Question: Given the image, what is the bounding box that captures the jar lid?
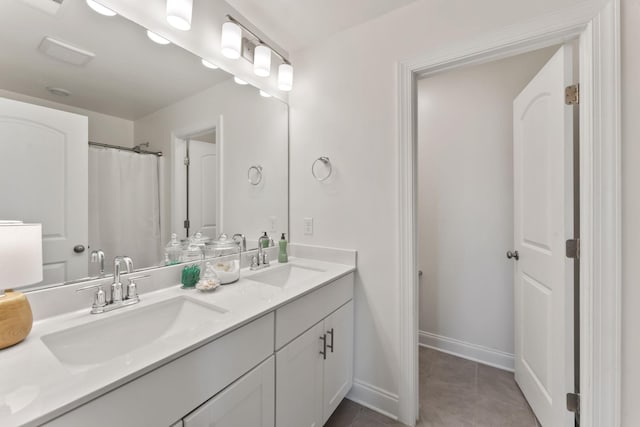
[210,233,240,250]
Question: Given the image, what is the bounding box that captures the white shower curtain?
[88,146,163,274]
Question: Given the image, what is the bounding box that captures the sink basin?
[41,297,227,366]
[249,264,325,288]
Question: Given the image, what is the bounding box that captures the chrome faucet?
[77,256,147,314]
[112,256,133,303]
[251,234,271,271]
[232,233,246,252]
[90,249,105,276]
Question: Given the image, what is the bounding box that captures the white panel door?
[0,97,88,286]
[322,301,354,424]
[513,45,574,427]
[188,139,217,238]
[276,322,324,427]
[183,356,275,427]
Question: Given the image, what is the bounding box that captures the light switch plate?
[269,216,277,232]
[303,217,313,235]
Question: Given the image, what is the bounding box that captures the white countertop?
[0,257,355,427]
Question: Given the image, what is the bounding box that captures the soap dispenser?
[261,231,270,248]
[278,233,288,263]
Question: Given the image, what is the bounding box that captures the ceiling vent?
[38,36,95,66]
[20,0,64,16]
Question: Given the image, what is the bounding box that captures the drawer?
[45,313,275,427]
[275,273,353,350]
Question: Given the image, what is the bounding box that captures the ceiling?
[0,0,230,120]
[225,0,420,52]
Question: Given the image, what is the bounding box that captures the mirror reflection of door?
[173,128,219,240]
[187,132,217,239]
[0,97,88,287]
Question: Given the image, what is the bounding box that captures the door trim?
[396,1,621,426]
[169,117,223,240]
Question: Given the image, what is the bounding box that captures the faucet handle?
[126,275,150,301]
[76,284,107,310]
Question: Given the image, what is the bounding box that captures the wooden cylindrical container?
[0,290,33,349]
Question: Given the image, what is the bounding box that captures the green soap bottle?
[278,232,288,263]
[261,231,269,248]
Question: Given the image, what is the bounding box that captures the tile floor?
[325,347,541,427]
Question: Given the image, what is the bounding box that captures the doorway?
[171,126,221,241]
[396,2,621,426]
[416,43,579,426]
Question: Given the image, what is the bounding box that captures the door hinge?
[565,84,580,105]
[567,392,580,416]
[183,219,190,230]
[183,157,190,166]
[566,238,580,260]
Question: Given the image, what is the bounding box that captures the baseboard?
[419,330,515,371]
[346,379,399,420]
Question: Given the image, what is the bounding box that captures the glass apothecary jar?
[182,232,211,263]
[204,233,240,284]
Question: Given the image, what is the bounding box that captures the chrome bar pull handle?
[319,334,327,360]
[326,328,334,353]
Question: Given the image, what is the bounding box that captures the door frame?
[170,116,223,239]
[396,1,621,426]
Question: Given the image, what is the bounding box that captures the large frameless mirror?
[0,0,288,290]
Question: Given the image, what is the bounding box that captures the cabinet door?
[183,356,275,427]
[276,322,325,427]
[323,301,354,423]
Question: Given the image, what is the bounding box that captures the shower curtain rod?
[88,141,163,157]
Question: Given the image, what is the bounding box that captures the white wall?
[417,48,556,369]
[288,0,608,418]
[0,89,134,146]
[133,78,288,244]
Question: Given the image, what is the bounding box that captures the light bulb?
[166,0,193,31]
[259,90,272,98]
[278,63,293,91]
[86,0,117,16]
[201,59,219,69]
[253,45,271,77]
[234,77,248,85]
[147,30,171,45]
[221,22,242,59]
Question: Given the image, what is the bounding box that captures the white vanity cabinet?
[275,274,354,427]
[40,271,354,427]
[44,313,274,427]
[322,301,354,421]
[182,356,275,427]
[275,322,325,427]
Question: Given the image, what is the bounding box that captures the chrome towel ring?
[248,165,263,185]
[312,156,332,182]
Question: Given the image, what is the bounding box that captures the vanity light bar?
[224,15,290,66]
[166,0,193,31]
[223,15,293,91]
